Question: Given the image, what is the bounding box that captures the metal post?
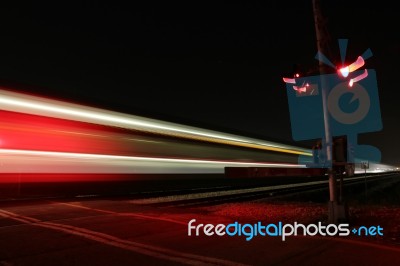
[312,0,338,223]
[339,174,343,204]
[364,167,367,203]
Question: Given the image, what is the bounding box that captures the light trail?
[0,88,311,156]
[0,148,304,175]
[338,56,365,78]
[349,69,368,87]
[0,148,303,166]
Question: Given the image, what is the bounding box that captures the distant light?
[338,56,365,78]
[295,73,300,78]
[293,86,307,93]
[339,66,350,78]
[283,77,296,84]
[348,69,368,87]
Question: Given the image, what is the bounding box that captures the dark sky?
[0,1,399,165]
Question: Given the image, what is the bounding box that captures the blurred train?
[0,87,396,183]
[0,87,310,182]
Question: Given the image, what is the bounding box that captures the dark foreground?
[1,195,400,266]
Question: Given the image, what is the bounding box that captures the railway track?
[129,172,399,207]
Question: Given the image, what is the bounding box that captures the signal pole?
[312,0,339,223]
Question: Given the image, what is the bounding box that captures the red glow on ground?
[204,202,326,223]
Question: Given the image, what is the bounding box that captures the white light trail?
[0,149,304,174]
[0,88,311,156]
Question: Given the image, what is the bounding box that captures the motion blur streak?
[0,88,311,156]
[0,148,303,177]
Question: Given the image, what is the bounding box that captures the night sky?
[0,2,399,165]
